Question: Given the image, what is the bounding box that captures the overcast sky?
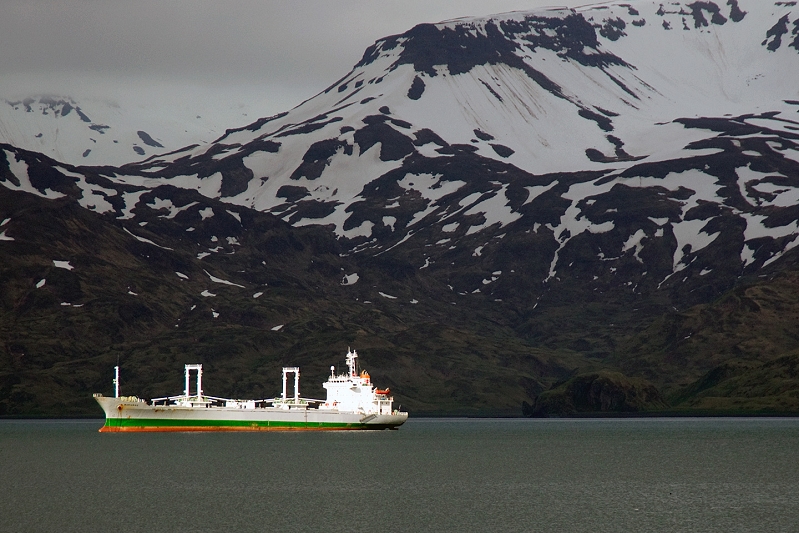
[1,0,588,126]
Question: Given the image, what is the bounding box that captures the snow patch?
[671,219,720,271]
[464,185,521,235]
[57,167,117,214]
[383,216,396,231]
[622,229,646,263]
[397,173,466,201]
[148,198,198,219]
[123,227,174,250]
[343,220,375,239]
[523,182,558,205]
[442,222,459,232]
[341,273,359,285]
[2,150,65,199]
[545,177,619,280]
[117,190,148,220]
[204,270,245,288]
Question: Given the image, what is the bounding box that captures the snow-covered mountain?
[0,95,260,166]
[9,0,796,286]
[4,0,799,415]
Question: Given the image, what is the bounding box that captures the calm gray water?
[1,417,798,532]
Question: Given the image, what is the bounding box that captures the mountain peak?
[356,7,625,78]
[4,0,799,415]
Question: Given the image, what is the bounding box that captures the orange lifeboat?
[375,388,390,395]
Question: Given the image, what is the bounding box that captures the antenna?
[346,348,358,377]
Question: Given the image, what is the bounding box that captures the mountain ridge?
[0,94,271,167]
[3,0,799,416]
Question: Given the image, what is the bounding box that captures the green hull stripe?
[104,418,369,429]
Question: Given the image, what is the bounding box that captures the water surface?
[2,417,798,532]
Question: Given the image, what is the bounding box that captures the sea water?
[1,417,798,532]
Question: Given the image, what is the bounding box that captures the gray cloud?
[0,0,586,120]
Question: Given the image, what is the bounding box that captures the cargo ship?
[94,349,408,432]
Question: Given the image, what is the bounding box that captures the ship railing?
[261,397,325,406]
[150,394,254,406]
[147,395,327,407]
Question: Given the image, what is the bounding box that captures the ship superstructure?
[94,349,408,432]
[319,349,394,416]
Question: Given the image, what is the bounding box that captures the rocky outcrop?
[524,371,667,417]
[670,355,799,412]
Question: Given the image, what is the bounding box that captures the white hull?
[95,396,408,432]
[95,350,408,432]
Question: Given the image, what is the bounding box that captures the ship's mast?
[184,364,203,398]
[282,367,300,403]
[113,366,120,398]
[346,349,358,377]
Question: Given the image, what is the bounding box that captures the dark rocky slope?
[3,1,799,416]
